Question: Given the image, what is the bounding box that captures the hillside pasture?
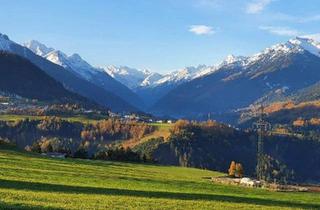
[0,147,320,209]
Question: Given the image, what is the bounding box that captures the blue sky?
[0,0,319,73]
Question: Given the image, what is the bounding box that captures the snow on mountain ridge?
[148,37,320,88]
[45,50,69,68]
[141,72,163,87]
[24,40,54,57]
[154,65,207,86]
[289,37,320,57]
[24,41,101,80]
[218,55,248,67]
[104,66,153,89]
[5,34,320,92]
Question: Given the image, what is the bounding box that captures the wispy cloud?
[265,12,320,23]
[302,33,320,41]
[298,15,320,23]
[246,0,273,14]
[259,26,300,36]
[189,25,215,35]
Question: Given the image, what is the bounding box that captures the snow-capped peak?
[154,65,208,86]
[243,37,320,68]
[24,40,54,57]
[140,72,163,87]
[104,66,154,89]
[288,37,320,57]
[218,54,248,67]
[24,40,99,80]
[45,50,69,68]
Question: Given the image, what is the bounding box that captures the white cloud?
[259,26,300,36]
[246,0,273,14]
[189,25,215,35]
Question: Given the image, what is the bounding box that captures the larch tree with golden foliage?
[235,163,244,178]
[228,161,236,177]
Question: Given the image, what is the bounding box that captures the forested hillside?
[1,117,320,183]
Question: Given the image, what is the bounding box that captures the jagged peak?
[218,54,247,66]
[288,37,320,57]
[24,40,54,56]
[47,50,68,58]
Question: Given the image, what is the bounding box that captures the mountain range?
[0,33,138,112]
[24,40,143,109]
[1,32,320,123]
[104,37,320,122]
[151,38,320,119]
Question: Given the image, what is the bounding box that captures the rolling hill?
[0,145,320,209]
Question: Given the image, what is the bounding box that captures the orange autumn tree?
[228,161,244,178]
[235,163,244,178]
[228,161,236,177]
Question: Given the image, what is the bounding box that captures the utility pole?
[253,104,270,180]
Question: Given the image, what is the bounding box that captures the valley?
[1,28,320,210]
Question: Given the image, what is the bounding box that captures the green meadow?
[0,146,319,209]
[0,114,102,124]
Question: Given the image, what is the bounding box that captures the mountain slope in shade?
[151,38,320,119]
[0,33,136,112]
[0,51,89,104]
[24,40,143,109]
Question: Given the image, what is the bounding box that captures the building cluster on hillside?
[0,94,42,114]
[108,111,175,124]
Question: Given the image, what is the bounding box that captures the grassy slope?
[122,123,172,148]
[0,114,103,124]
[0,148,320,209]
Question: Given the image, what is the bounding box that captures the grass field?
[0,146,320,209]
[0,114,102,124]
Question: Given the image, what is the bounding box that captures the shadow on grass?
[0,201,63,210]
[0,179,318,209]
